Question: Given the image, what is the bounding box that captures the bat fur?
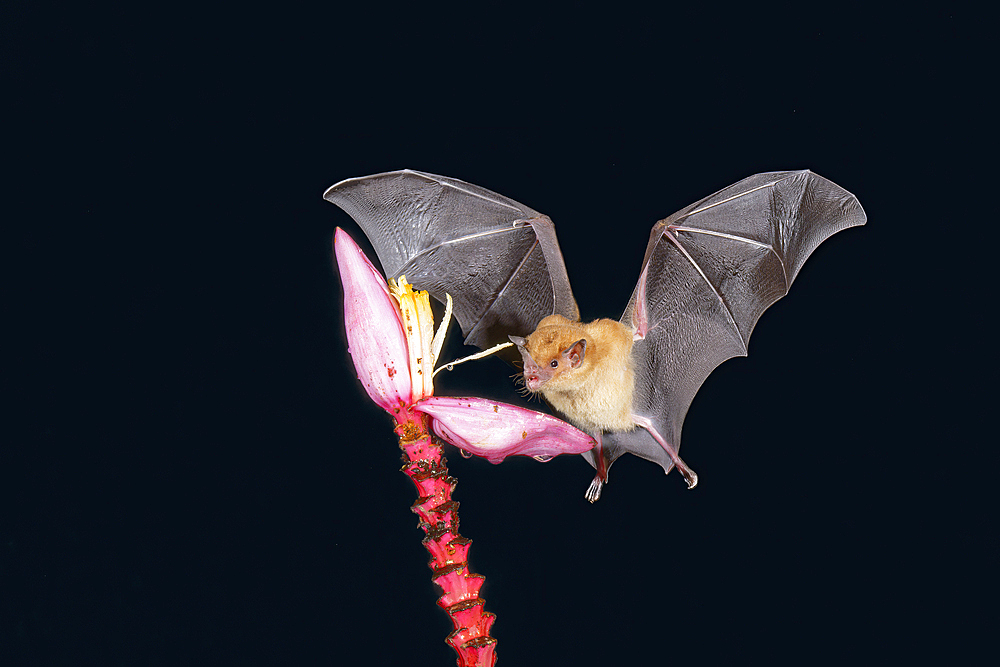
[510,315,636,434]
[511,314,698,501]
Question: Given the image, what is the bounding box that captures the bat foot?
[584,475,604,503]
[678,466,698,489]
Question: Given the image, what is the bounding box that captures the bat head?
[509,332,587,393]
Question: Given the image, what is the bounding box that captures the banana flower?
[334,228,594,667]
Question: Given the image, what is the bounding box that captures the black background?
[5,4,993,666]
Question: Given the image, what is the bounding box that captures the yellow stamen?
[390,277,506,391]
[390,276,437,399]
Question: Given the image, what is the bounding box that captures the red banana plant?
[335,228,594,666]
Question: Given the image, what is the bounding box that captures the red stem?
[393,405,498,667]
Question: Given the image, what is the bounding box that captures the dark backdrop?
[5,4,992,666]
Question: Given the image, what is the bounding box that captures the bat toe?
[584,475,604,503]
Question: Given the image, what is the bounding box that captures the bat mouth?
[524,375,542,391]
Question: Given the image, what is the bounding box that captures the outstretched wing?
[594,170,866,475]
[324,170,579,350]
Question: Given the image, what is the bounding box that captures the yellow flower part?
[389,276,437,400]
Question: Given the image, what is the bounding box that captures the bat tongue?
[513,346,544,391]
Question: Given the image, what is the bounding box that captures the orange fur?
[520,314,636,433]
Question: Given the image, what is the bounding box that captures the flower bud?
[334,228,412,411]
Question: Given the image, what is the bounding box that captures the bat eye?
[550,360,559,368]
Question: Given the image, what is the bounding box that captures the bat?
[325,169,866,501]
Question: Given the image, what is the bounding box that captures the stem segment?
[394,406,498,667]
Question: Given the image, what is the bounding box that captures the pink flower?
[416,396,595,464]
[334,228,412,411]
[334,227,595,462]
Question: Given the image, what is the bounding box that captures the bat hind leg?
[632,415,698,489]
[584,432,609,503]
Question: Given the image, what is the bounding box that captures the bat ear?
[562,339,587,368]
[508,335,527,348]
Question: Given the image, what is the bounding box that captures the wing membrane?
[325,170,579,349]
[607,170,866,474]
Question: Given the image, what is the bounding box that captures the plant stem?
[394,406,498,667]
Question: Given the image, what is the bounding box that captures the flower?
[334,228,412,411]
[335,226,595,461]
[334,225,594,667]
[416,397,595,463]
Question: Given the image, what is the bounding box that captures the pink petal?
[334,228,412,411]
[415,397,595,464]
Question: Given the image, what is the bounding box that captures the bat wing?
[591,170,867,476]
[324,170,579,350]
